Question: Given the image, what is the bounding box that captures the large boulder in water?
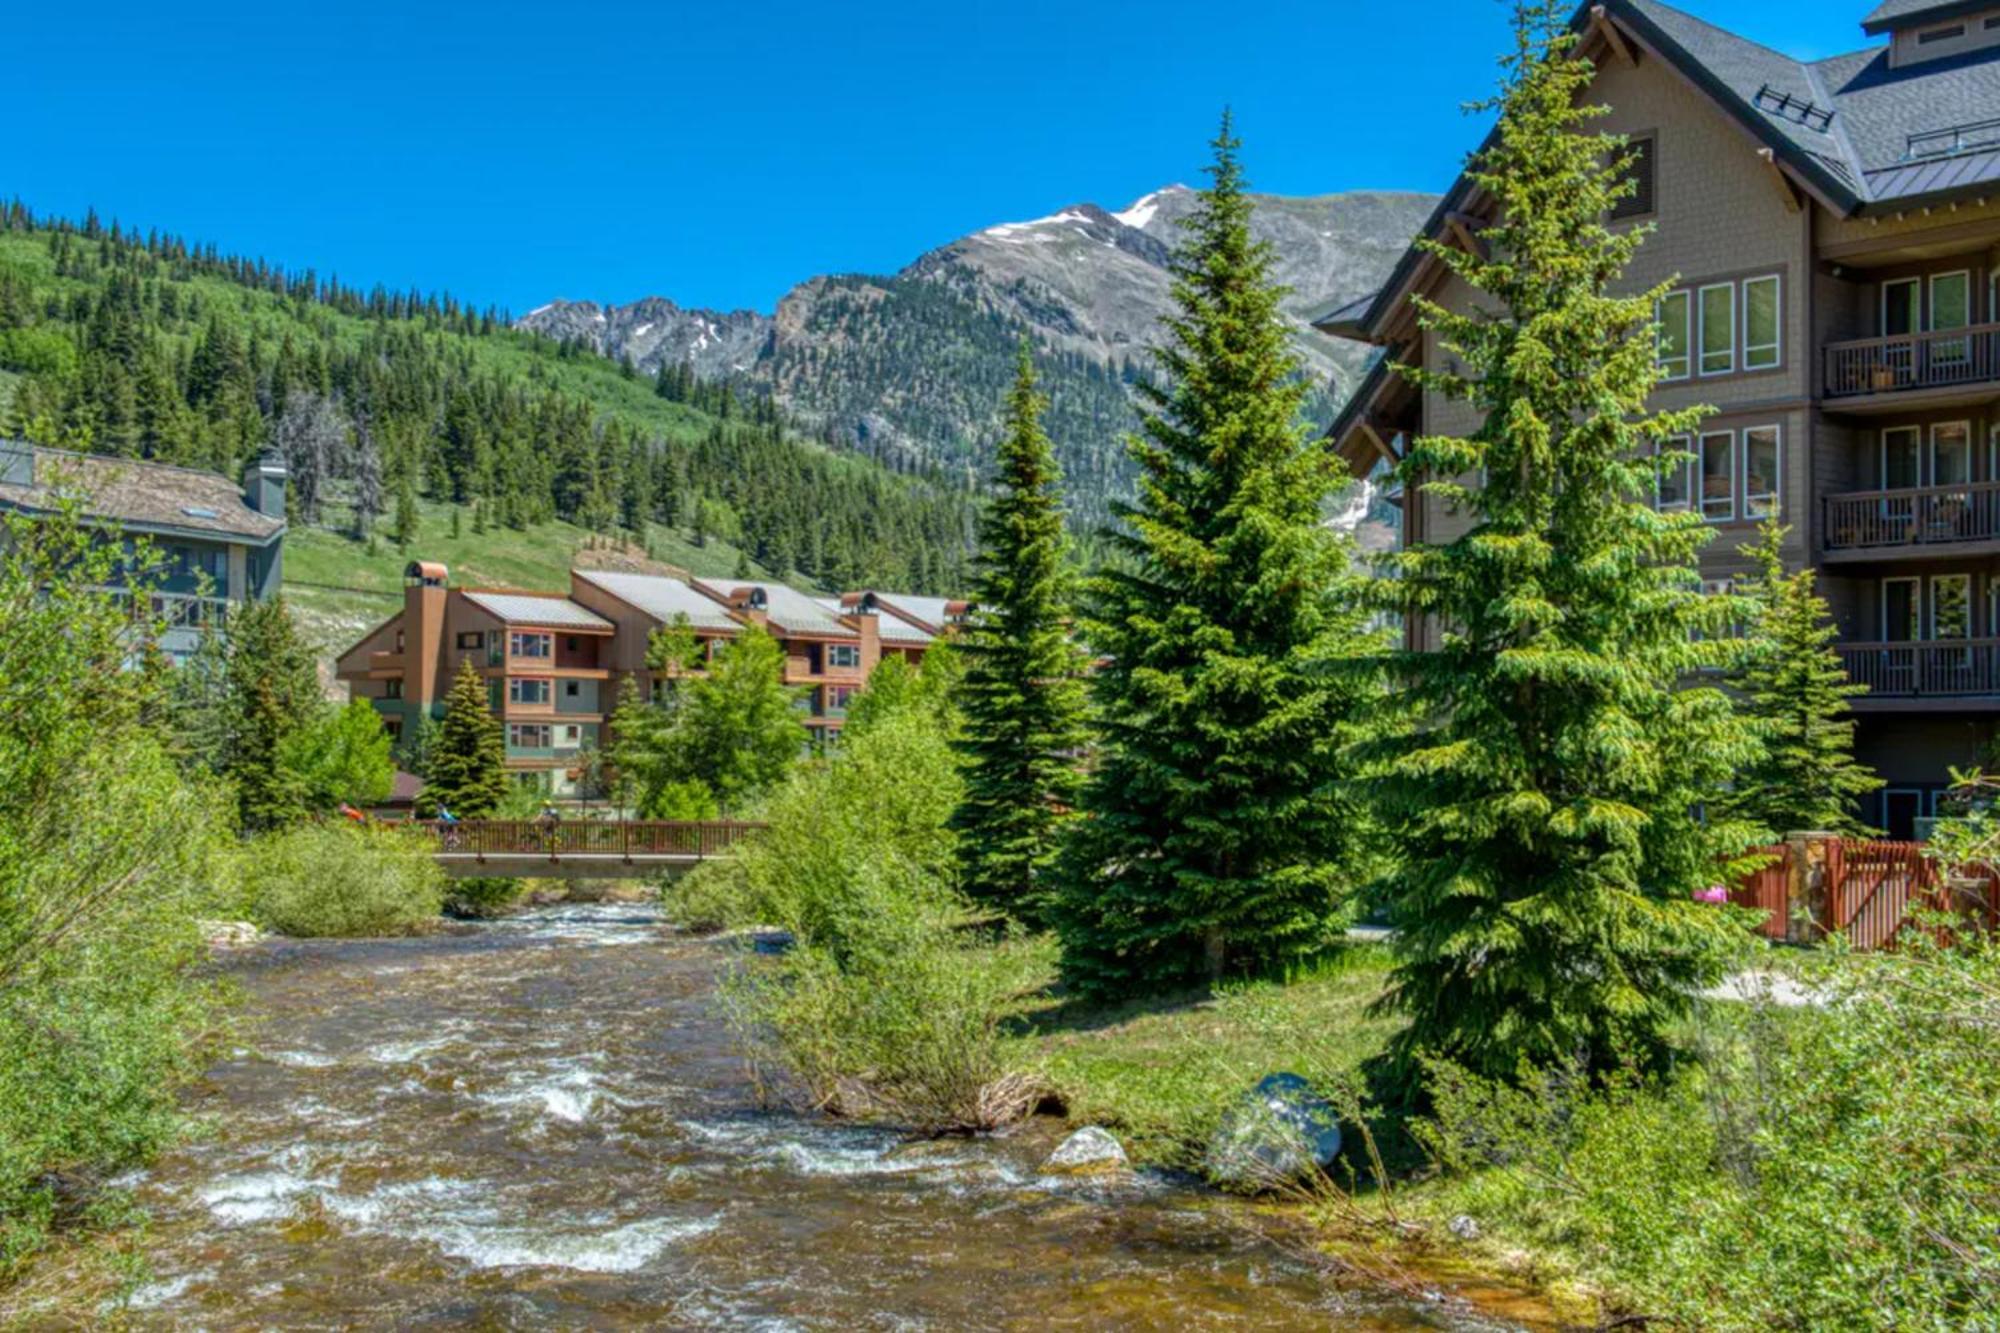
[1041,1126,1129,1175]
[1205,1073,1342,1191]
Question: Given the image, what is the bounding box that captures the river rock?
[1204,1072,1342,1191]
[200,920,264,950]
[1042,1126,1128,1175]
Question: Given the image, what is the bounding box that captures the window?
[564,680,580,698]
[1882,278,1920,337]
[1699,430,1735,520]
[1743,426,1780,519]
[1918,22,1966,43]
[509,631,552,659]
[1883,425,1922,489]
[508,723,552,750]
[1656,291,1691,380]
[384,678,403,700]
[1742,275,1780,370]
[1932,271,1971,362]
[384,717,403,742]
[1932,422,1973,487]
[1933,574,1972,640]
[456,631,483,650]
[1656,434,1692,510]
[508,677,551,705]
[828,643,861,670]
[565,635,580,652]
[1698,283,1735,375]
[1883,577,1921,641]
[1610,135,1656,221]
[1694,578,1738,644]
[557,724,583,747]
[825,684,859,715]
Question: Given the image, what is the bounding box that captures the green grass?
[282,500,788,673]
[1026,946,1402,1169]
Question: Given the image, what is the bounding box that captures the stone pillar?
[1784,830,1841,944]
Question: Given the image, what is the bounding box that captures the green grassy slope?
[285,501,780,671]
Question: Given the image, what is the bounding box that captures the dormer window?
[1919,23,1966,43]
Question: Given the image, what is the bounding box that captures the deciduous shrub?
[675,706,1055,1132]
[240,822,444,937]
[1419,939,2000,1329]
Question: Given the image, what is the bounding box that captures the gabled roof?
[573,569,742,632]
[1317,0,2000,346]
[460,591,612,631]
[0,443,284,544]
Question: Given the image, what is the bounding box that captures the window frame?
[1697,282,1736,376]
[1742,424,1781,520]
[508,630,553,659]
[1609,133,1657,223]
[1882,425,1923,489]
[507,722,552,750]
[1656,290,1692,381]
[507,677,552,706]
[827,643,862,670]
[456,631,483,650]
[1931,421,1974,488]
[1882,277,1920,337]
[1698,429,1736,521]
[1932,573,1973,642]
[1882,575,1922,641]
[1741,274,1781,371]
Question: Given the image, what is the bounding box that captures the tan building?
[338,563,952,793]
[1320,0,2000,838]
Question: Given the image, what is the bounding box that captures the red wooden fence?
[1729,845,1791,940]
[1729,838,2000,950]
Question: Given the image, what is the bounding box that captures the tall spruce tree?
[1052,116,1380,996]
[425,658,511,817]
[949,345,1089,925]
[1365,4,1763,1082]
[1720,519,1881,837]
[224,596,323,830]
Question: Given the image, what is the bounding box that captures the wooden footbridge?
[414,819,762,878]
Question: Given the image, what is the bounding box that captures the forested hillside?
[0,201,978,607]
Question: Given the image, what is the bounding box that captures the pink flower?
[1694,885,1730,905]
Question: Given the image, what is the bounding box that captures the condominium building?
[0,441,286,658]
[1320,0,2000,838]
[338,562,952,793]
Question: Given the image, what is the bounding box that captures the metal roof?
[460,592,612,630]
[693,579,857,638]
[572,570,742,631]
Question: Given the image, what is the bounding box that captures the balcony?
[1840,639,2000,708]
[1824,324,2000,406]
[1823,481,2000,561]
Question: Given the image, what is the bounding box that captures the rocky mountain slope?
[520,186,1436,525]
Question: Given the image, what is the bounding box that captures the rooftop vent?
[1754,85,1834,133]
[181,505,220,520]
[1907,116,2000,160]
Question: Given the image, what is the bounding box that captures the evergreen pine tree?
[224,596,324,830]
[949,344,1089,925]
[425,658,510,817]
[1364,4,1763,1082]
[1719,519,1881,837]
[1051,116,1380,995]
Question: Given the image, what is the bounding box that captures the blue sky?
[13,1,1866,315]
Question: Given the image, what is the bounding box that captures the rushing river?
[118,904,1537,1329]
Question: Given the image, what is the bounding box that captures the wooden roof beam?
[1589,6,1638,68]
[1757,147,1804,214]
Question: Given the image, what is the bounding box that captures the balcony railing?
[1824,323,2000,398]
[1824,481,2000,552]
[1839,639,2000,698]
